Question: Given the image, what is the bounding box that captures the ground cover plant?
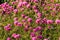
[0,0,60,40]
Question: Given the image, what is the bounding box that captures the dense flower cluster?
[0,0,60,40]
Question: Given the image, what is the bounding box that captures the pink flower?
[37,12,42,18]
[7,37,11,40]
[24,28,28,31]
[4,26,11,31]
[13,9,18,14]
[17,2,23,7]
[22,19,26,22]
[17,22,22,27]
[32,37,37,40]
[42,18,47,24]
[23,2,28,6]
[25,16,29,19]
[55,19,60,24]
[33,26,42,32]
[32,5,37,9]
[35,19,41,24]
[44,38,48,40]
[14,17,18,21]
[26,4,31,8]
[7,24,11,27]
[14,21,18,26]
[34,9,39,13]
[12,33,16,37]
[21,14,26,18]
[12,1,16,5]
[37,35,43,39]
[27,18,32,22]
[14,34,20,38]
[20,8,24,11]
[30,32,36,37]
[12,33,21,39]
[33,0,38,3]
[44,7,48,11]
[47,20,53,24]
[36,26,42,30]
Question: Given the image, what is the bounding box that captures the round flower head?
[22,19,26,22]
[36,26,42,30]
[25,16,29,19]
[33,26,42,32]
[23,2,28,6]
[27,18,32,22]
[13,9,18,14]
[17,2,23,8]
[34,0,38,3]
[20,8,24,11]
[44,7,48,11]
[55,19,60,24]
[32,5,37,9]
[21,14,26,18]
[12,33,16,37]
[37,12,42,18]
[4,26,11,31]
[34,9,39,13]
[37,35,43,39]
[14,17,18,21]
[44,38,48,40]
[14,21,18,26]
[26,4,31,8]
[12,33,21,39]
[32,37,37,40]
[7,24,11,27]
[42,18,47,24]
[7,37,11,40]
[55,4,59,6]
[14,34,20,38]
[47,20,53,24]
[17,22,22,27]
[35,19,41,24]
[24,27,28,31]
[30,32,36,37]
[12,1,16,5]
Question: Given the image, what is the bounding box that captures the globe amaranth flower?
[12,33,21,39]
[23,2,28,6]
[21,14,26,18]
[14,17,18,21]
[33,0,38,3]
[26,4,31,8]
[37,12,42,18]
[35,19,41,24]
[27,18,32,22]
[14,21,18,26]
[34,9,39,13]
[55,19,60,24]
[37,35,43,39]
[33,26,42,32]
[7,37,11,40]
[32,5,37,9]
[32,37,37,40]
[24,27,28,31]
[30,32,36,37]
[47,20,53,24]
[17,22,22,27]
[4,26,11,31]
[44,38,48,40]
[14,21,22,27]
[13,9,18,14]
